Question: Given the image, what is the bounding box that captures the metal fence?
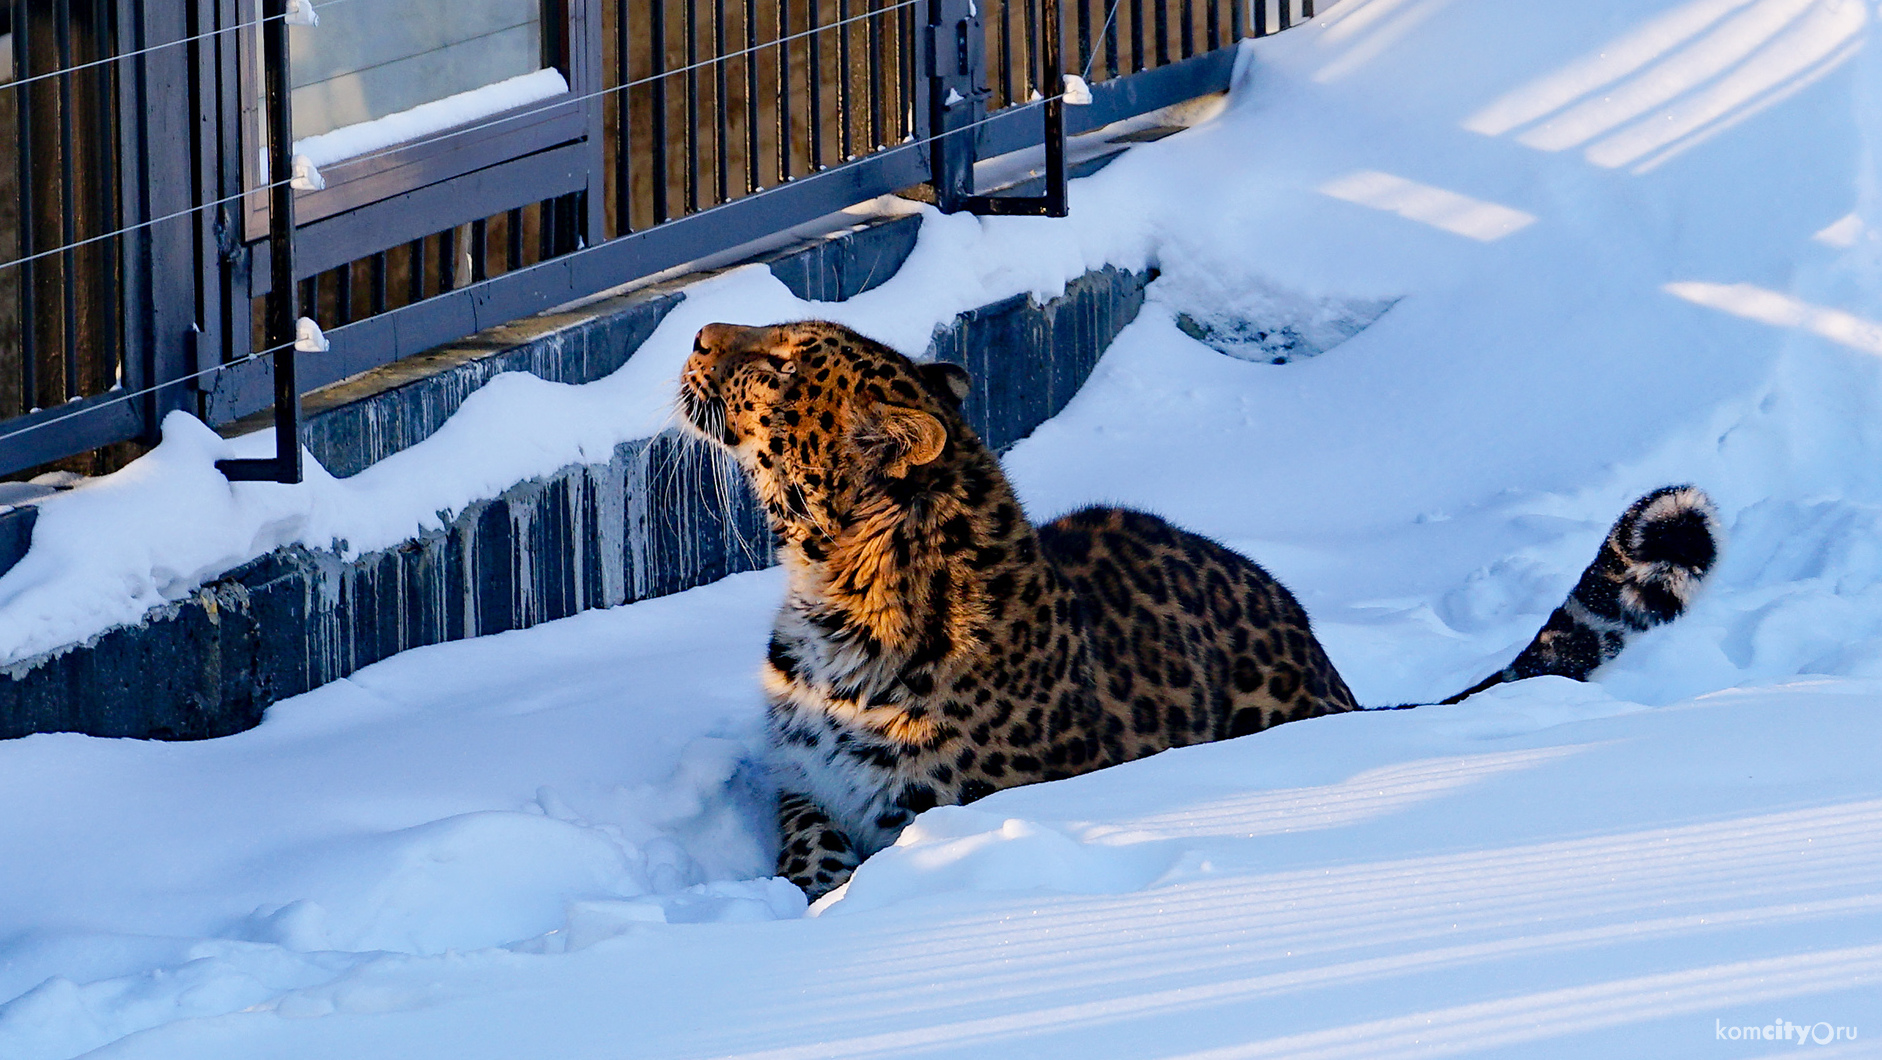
[0,0,1319,479]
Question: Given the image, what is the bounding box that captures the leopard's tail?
[1440,485,1721,705]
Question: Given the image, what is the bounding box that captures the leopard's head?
[680,320,973,534]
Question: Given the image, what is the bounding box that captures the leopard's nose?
[696,322,763,353]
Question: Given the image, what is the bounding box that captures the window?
[288,0,568,166]
[242,0,591,235]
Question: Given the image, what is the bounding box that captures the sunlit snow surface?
[6,0,1882,1054]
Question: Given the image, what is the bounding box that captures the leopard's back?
[1039,506,1359,761]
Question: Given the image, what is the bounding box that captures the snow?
[293,68,572,168]
[5,0,1882,1054]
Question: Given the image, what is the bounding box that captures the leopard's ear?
[917,361,972,409]
[867,404,947,478]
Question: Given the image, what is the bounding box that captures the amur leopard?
[678,320,1721,900]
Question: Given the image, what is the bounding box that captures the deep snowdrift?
[4,0,1882,1055]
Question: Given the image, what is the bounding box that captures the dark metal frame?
[0,0,1313,478]
[238,0,597,236]
[217,0,300,481]
[926,0,1068,217]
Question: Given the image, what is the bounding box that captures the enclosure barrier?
[0,0,1318,478]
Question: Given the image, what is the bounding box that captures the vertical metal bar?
[471,218,489,282]
[1104,0,1117,77]
[684,0,699,211]
[807,0,822,169]
[1180,0,1192,58]
[835,0,851,158]
[335,264,353,325]
[1301,0,1311,18]
[1076,0,1091,82]
[1253,0,1265,38]
[55,0,78,401]
[89,0,120,391]
[507,207,524,269]
[1230,0,1240,42]
[441,225,458,290]
[997,0,1011,107]
[14,0,36,413]
[866,0,881,148]
[1278,0,1289,30]
[744,0,759,192]
[1152,0,1167,66]
[1041,0,1064,216]
[614,0,632,234]
[776,0,791,183]
[299,276,317,324]
[210,0,243,375]
[371,251,388,314]
[712,0,728,203]
[270,0,304,482]
[1023,0,1038,98]
[651,0,669,220]
[407,237,426,304]
[1038,0,1053,96]
[538,200,555,260]
[1206,0,1218,51]
[1129,0,1143,72]
[897,0,912,139]
[219,0,301,483]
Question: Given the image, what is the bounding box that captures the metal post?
[1042,0,1066,215]
[926,0,985,211]
[939,0,1066,218]
[13,0,38,414]
[217,0,301,483]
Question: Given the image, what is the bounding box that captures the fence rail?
[0,0,1320,478]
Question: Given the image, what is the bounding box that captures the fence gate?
[0,0,1318,479]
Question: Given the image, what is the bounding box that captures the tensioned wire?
[0,0,1157,275]
[2,0,361,96]
[286,0,935,175]
[0,0,930,274]
[4,0,1150,451]
[0,84,1088,450]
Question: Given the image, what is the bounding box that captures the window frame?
[239,0,597,239]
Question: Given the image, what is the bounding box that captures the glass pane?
[286,0,563,164]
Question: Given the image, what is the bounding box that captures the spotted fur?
[1442,485,1720,703]
[678,321,1719,899]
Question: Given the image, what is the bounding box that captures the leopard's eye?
[778,359,796,375]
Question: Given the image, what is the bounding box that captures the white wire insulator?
[284,0,319,27]
[294,318,331,353]
[1062,74,1093,106]
[290,155,326,192]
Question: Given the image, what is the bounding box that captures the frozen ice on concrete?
[1167,274,1397,363]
